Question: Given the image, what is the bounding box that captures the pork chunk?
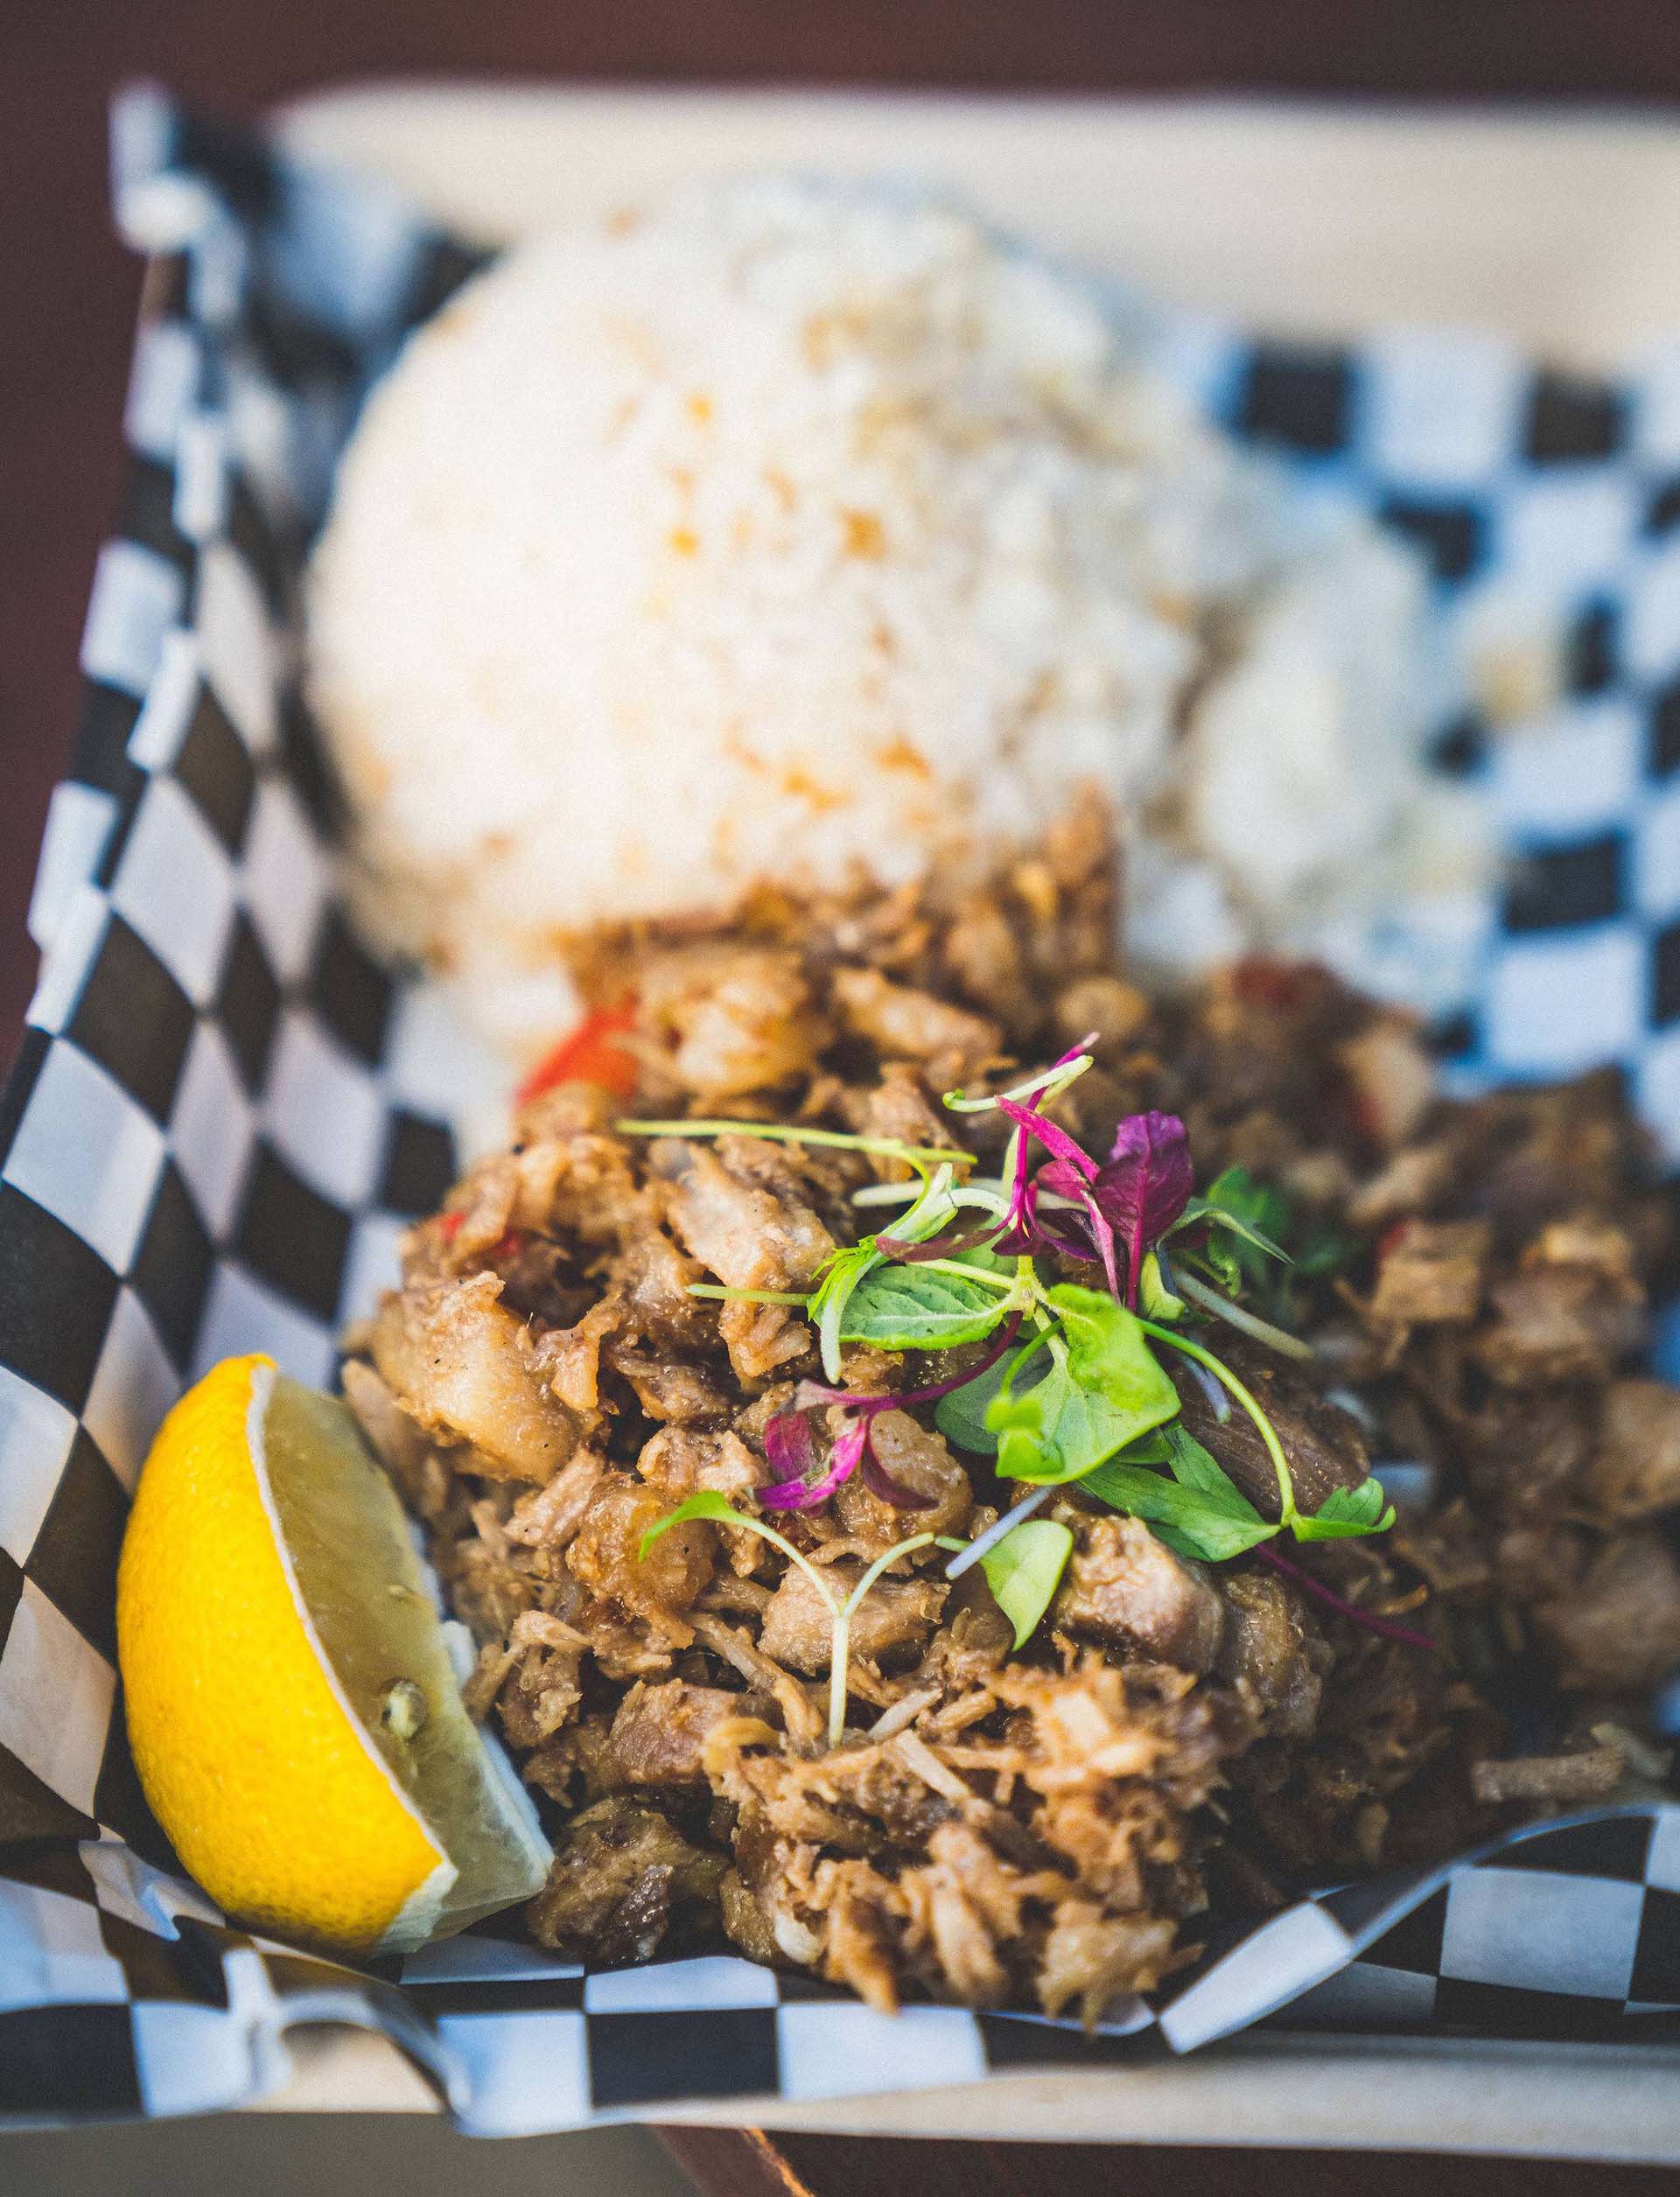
[567,1473,714,1626]
[607,1681,744,1785]
[759,1562,947,1673]
[1216,1570,1323,1738]
[1053,1515,1225,1672]
[652,1139,834,1291]
[637,1425,761,1504]
[1584,1380,1680,1522]
[527,1796,727,1960]
[1476,1264,1644,1388]
[370,1274,580,1482]
[831,966,998,1078]
[1534,1534,1680,1691]
[1370,1221,1489,1326]
[638,942,821,1099]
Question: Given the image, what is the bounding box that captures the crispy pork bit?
[833,1412,974,1549]
[607,1681,745,1785]
[831,964,999,1079]
[1053,1515,1226,1672]
[637,1425,761,1504]
[566,1475,714,1628]
[639,943,821,1099]
[368,833,1680,2019]
[527,1796,728,1961]
[505,1450,608,1551]
[1471,1746,1627,1808]
[370,1274,581,1481]
[1534,1535,1680,1692]
[1584,1380,1680,1522]
[759,1563,948,1674]
[340,1359,438,1513]
[651,1138,834,1291]
[1371,1221,1490,1326]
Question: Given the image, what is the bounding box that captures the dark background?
[4,6,1680,2187]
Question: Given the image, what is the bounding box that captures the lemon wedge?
[116,1354,552,1957]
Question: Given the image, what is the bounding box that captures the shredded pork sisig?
[340,803,1678,2020]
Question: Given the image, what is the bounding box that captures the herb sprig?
[623,1032,1410,1711]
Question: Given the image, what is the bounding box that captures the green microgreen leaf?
[1172,1171,1292,1284]
[639,1489,831,1592]
[1197,1230,1244,1296]
[987,1287,1180,1486]
[1138,1251,1185,1321]
[1050,1284,1183,1424]
[1082,1424,1278,1564]
[1293,1225,1355,1282]
[809,1162,976,1375]
[1291,1476,1396,1542]
[837,1263,1012,1351]
[808,1241,884,1382]
[935,1340,1045,1456]
[977,1519,1075,1648]
[1137,1319,1298,1525]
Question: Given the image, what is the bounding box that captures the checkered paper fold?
[2,86,1677,2132]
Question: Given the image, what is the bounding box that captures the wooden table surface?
[6,3,1680,2187]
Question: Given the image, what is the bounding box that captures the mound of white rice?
[306,175,1486,1055]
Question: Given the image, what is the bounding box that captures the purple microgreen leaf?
[760,1415,867,1510]
[1082,1111,1193,1307]
[877,1217,1008,1263]
[762,1407,822,1485]
[996,1098,1099,1181]
[858,1440,935,1508]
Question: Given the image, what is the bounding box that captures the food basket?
[2,83,1678,2152]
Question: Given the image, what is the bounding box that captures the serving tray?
[4,82,1679,2153]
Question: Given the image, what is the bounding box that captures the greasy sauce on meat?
[344,812,1677,2018]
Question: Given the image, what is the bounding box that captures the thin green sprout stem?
[617,1118,972,1171]
[732,1515,841,1617]
[825,1530,964,1748]
[1172,1270,1315,1361]
[686,1284,810,1306]
[852,1180,1008,1212]
[1138,1319,1297,1522]
[942,1052,1094,1115]
[911,1258,1020,1293]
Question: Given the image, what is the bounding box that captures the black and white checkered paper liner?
[2,87,1678,2132]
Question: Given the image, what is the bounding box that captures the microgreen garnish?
[1040,1109,1193,1305]
[759,1312,1025,1512]
[987,1285,1180,1486]
[639,1492,963,1746]
[1256,1542,1433,1649]
[978,1519,1074,1648]
[628,1036,1409,1672]
[616,1118,973,1175]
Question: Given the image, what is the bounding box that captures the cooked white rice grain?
[306,175,1487,1054]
